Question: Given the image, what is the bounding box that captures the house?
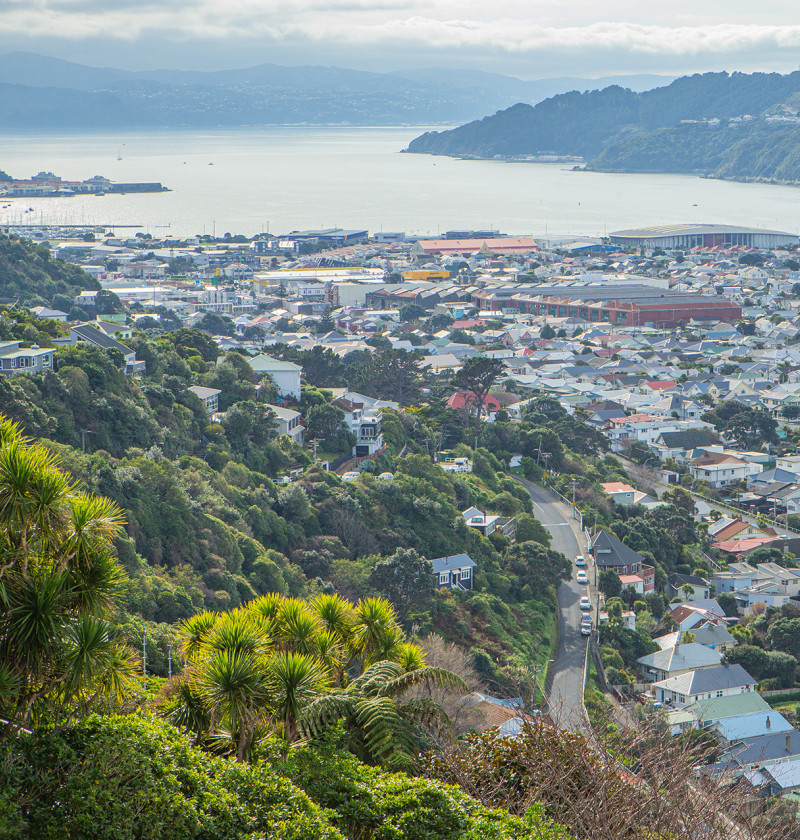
[187,385,221,416]
[652,429,718,463]
[750,758,800,798]
[29,306,68,322]
[69,323,145,375]
[654,623,736,653]
[667,573,711,601]
[590,530,655,593]
[266,404,303,444]
[708,518,771,544]
[651,663,756,706]
[460,506,516,541]
[0,340,55,376]
[247,354,302,398]
[717,730,800,776]
[331,397,384,457]
[666,691,775,736]
[668,602,727,633]
[599,481,636,506]
[636,642,723,682]
[446,391,502,414]
[431,554,476,590]
[689,451,758,488]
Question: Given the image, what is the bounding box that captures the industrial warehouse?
[606,223,800,250]
[470,283,742,327]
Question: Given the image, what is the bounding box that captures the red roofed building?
[446,391,502,412]
[412,237,538,256]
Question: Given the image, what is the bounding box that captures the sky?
[1,0,800,77]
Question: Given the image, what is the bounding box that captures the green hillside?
[0,234,100,307]
[405,70,800,183]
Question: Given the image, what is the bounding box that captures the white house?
[331,397,384,457]
[247,355,302,399]
[266,404,303,444]
[636,642,722,682]
[689,452,759,488]
[651,664,756,706]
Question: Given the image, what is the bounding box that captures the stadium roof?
[609,224,794,238]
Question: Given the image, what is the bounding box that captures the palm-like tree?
[304,660,467,770]
[170,592,464,764]
[0,416,134,727]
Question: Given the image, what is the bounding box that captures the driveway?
[514,477,590,731]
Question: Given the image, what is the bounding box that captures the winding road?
[515,477,590,731]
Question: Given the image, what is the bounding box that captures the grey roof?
[637,642,722,672]
[762,758,800,791]
[431,554,476,574]
[658,429,716,449]
[721,730,800,768]
[71,323,134,355]
[591,530,645,568]
[668,573,710,588]
[652,663,756,695]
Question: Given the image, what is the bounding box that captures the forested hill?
[405,70,800,182]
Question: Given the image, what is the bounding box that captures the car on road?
[576,570,588,584]
[575,555,586,567]
[581,613,591,625]
[581,625,591,636]
[580,595,591,611]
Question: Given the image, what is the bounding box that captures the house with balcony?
[187,385,221,416]
[651,663,756,707]
[332,397,384,457]
[431,554,476,590]
[590,529,655,593]
[689,451,758,488]
[0,340,55,376]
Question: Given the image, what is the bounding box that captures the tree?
[305,402,353,455]
[661,486,696,514]
[716,592,739,617]
[765,617,800,657]
[368,548,434,624]
[502,541,571,601]
[0,415,134,728]
[452,356,506,448]
[598,569,622,599]
[399,303,426,322]
[540,323,555,339]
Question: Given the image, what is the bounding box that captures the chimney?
[787,733,792,752]
[766,716,771,730]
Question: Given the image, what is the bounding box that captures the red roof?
[446,391,502,411]
[645,380,677,391]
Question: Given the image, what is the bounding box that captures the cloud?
[0,2,799,67]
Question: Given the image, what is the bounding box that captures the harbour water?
[1,126,799,240]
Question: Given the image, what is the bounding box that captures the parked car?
[377,472,394,480]
[581,614,591,625]
[576,570,588,584]
[580,596,591,611]
[581,625,591,636]
[341,471,360,482]
[575,555,586,567]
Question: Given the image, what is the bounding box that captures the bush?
[0,714,340,840]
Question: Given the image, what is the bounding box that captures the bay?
[1,126,799,240]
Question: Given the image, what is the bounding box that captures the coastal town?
[6,216,800,815]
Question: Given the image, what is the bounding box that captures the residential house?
[432,554,476,590]
[666,691,776,736]
[69,323,145,375]
[599,481,636,505]
[667,573,711,601]
[187,385,221,416]
[0,340,55,376]
[590,530,654,593]
[331,397,384,457]
[690,451,759,488]
[462,506,516,541]
[668,602,727,633]
[717,730,800,777]
[636,642,723,682]
[651,663,757,706]
[28,306,68,321]
[266,404,303,444]
[247,354,302,399]
[654,623,736,653]
[652,429,718,463]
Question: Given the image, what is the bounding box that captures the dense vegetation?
[0,235,100,307]
[406,70,800,183]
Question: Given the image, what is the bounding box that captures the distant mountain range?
[0,51,672,129]
[405,70,800,184]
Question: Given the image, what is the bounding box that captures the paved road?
[515,477,590,731]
